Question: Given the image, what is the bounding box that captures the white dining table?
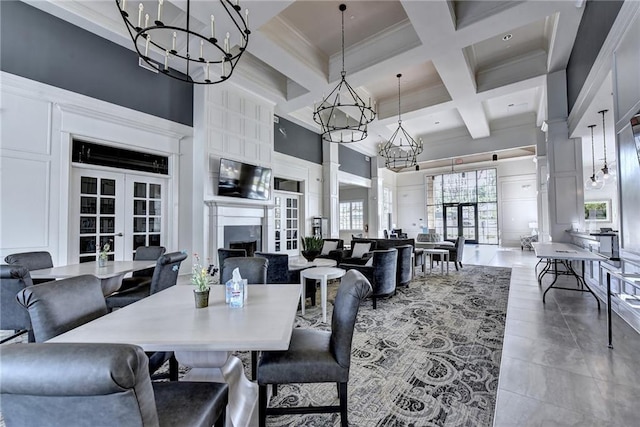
[48,283,301,427]
[30,260,156,296]
[300,266,346,323]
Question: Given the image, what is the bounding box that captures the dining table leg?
[175,351,258,427]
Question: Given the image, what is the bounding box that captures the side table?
[300,267,346,323]
[422,248,450,274]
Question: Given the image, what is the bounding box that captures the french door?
[71,168,167,263]
[443,203,478,243]
[273,192,299,256]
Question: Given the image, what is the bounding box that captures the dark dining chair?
[119,245,166,291]
[0,265,35,343]
[17,274,178,381]
[0,343,228,427]
[4,251,54,284]
[221,256,268,284]
[218,248,247,283]
[105,251,187,310]
[257,269,372,427]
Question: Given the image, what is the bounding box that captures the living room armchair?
[433,236,466,271]
[316,238,344,263]
[340,240,377,265]
[340,248,397,309]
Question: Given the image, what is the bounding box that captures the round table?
[300,267,346,323]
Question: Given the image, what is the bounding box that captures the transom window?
[339,201,364,231]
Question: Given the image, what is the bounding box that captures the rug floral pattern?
[255,265,511,427]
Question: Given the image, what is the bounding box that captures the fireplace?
[225,225,261,256]
[205,200,271,263]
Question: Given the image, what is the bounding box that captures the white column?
[322,141,340,238]
[544,71,584,242]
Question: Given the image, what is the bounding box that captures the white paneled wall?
[0,72,190,265]
[199,82,323,257]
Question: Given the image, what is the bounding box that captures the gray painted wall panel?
[339,145,371,179]
[0,1,193,126]
[566,0,622,113]
[273,116,322,164]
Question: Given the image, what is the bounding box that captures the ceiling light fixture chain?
[599,109,610,180]
[312,4,376,143]
[377,74,424,172]
[116,0,250,85]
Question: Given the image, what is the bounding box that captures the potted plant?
[98,242,110,267]
[191,254,212,308]
[301,236,324,262]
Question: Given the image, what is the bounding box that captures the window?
[425,168,498,244]
[339,201,364,230]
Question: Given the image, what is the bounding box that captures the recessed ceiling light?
[508,103,514,107]
[502,34,512,41]
[435,121,440,125]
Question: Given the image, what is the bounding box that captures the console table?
[604,269,640,348]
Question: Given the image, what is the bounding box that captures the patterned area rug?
[0,266,510,427]
[249,265,511,427]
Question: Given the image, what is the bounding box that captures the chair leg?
[251,351,258,380]
[272,384,277,396]
[259,385,267,427]
[459,262,463,269]
[339,382,348,427]
[372,296,377,309]
[215,405,226,427]
[169,355,179,381]
[454,261,459,271]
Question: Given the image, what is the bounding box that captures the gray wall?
[0,0,193,127]
[566,0,623,113]
[274,116,322,164]
[339,145,372,179]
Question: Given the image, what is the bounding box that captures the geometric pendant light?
[598,109,610,180]
[378,74,424,171]
[312,4,376,143]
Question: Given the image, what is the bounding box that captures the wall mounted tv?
[217,158,272,201]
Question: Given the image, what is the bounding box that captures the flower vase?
[98,256,107,267]
[194,289,210,308]
[301,250,320,262]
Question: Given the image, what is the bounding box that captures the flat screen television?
[217,158,272,201]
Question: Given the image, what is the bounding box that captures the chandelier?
[116,0,250,84]
[378,74,424,171]
[313,4,376,142]
[585,124,604,190]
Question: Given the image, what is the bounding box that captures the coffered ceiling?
[29,0,596,168]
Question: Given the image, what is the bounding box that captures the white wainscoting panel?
[1,157,50,249]
[1,91,51,155]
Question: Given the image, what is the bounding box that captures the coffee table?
[300,266,346,323]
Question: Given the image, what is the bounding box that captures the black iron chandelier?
[313,4,376,143]
[378,74,424,171]
[116,0,250,84]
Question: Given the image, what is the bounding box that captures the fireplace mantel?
[205,198,274,264]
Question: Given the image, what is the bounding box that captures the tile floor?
[460,244,639,427]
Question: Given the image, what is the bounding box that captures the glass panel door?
[72,169,167,262]
[273,192,299,257]
[443,204,459,241]
[460,203,478,243]
[72,169,125,263]
[443,203,478,243]
[126,175,166,258]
